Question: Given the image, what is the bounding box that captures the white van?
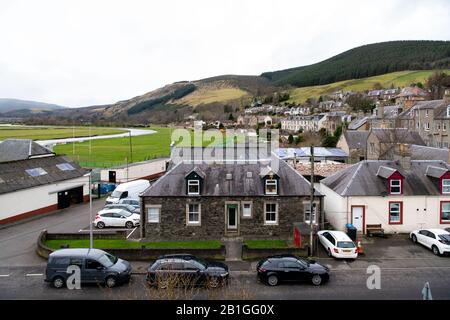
[105,180,150,205]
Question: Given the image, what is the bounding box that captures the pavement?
[1,200,450,299]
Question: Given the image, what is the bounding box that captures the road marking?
[0,274,10,277]
[126,227,138,239]
[26,273,43,277]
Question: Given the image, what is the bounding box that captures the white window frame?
[187,180,200,195]
[390,179,402,195]
[241,201,253,218]
[389,202,402,224]
[442,179,450,194]
[146,205,161,223]
[186,203,201,226]
[425,122,430,131]
[264,202,278,225]
[265,179,278,195]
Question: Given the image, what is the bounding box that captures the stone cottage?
[140,159,322,241]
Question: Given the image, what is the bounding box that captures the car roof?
[49,248,105,259]
[322,230,353,241]
[157,253,196,260]
[423,228,450,235]
[99,208,128,214]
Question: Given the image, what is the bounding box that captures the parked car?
[104,203,139,214]
[146,255,229,288]
[105,179,150,205]
[45,248,131,288]
[410,229,450,256]
[256,255,330,286]
[118,198,140,211]
[94,208,140,229]
[317,230,358,259]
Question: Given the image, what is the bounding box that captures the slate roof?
[0,155,89,195]
[0,139,54,163]
[143,159,321,197]
[395,86,428,98]
[348,117,368,130]
[321,160,450,196]
[410,144,449,162]
[371,128,425,145]
[342,131,369,150]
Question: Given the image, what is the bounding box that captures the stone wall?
[142,196,320,241]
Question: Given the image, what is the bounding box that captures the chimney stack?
[444,89,450,104]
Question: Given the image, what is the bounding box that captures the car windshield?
[111,190,122,198]
[98,253,118,267]
[439,234,450,242]
[120,210,132,217]
[337,241,355,248]
[194,258,208,268]
[296,258,309,267]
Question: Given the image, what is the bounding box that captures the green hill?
[262,41,450,87]
[289,69,450,103]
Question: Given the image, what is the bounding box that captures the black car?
[147,255,229,289]
[256,255,330,286]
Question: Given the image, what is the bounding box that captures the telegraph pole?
[89,171,93,249]
[310,145,315,256]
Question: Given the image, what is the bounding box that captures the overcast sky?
[0,0,449,107]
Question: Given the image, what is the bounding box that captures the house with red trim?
[319,158,450,234]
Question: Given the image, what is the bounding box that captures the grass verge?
[44,239,222,250]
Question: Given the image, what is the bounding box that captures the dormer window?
[442,179,450,194]
[187,180,200,195]
[390,179,402,194]
[265,179,278,195]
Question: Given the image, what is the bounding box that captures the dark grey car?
[45,248,132,288]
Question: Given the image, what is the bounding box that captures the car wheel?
[105,276,117,288]
[125,221,134,229]
[411,234,417,243]
[96,221,105,229]
[432,245,441,256]
[267,275,279,286]
[207,276,221,288]
[311,274,323,286]
[327,248,332,257]
[52,276,65,289]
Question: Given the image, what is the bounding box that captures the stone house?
[140,159,322,241]
[394,86,428,109]
[398,91,450,148]
[337,131,370,163]
[366,128,425,161]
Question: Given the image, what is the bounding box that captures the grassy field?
[0,125,127,140]
[54,126,174,167]
[289,69,450,103]
[176,87,248,106]
[44,239,222,249]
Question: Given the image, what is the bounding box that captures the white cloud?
[0,0,449,107]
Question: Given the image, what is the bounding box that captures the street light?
[84,171,93,249]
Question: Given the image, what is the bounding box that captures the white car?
[94,208,140,229]
[410,228,450,256]
[317,230,358,259]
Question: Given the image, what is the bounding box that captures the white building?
[281,114,326,132]
[320,159,450,234]
[0,139,90,225]
[100,158,169,184]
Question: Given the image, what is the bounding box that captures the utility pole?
[72,121,75,155]
[89,171,93,249]
[310,145,315,256]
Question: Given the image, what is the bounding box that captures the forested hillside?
[261,41,450,87]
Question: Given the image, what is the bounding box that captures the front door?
[351,206,364,232]
[227,204,238,231]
